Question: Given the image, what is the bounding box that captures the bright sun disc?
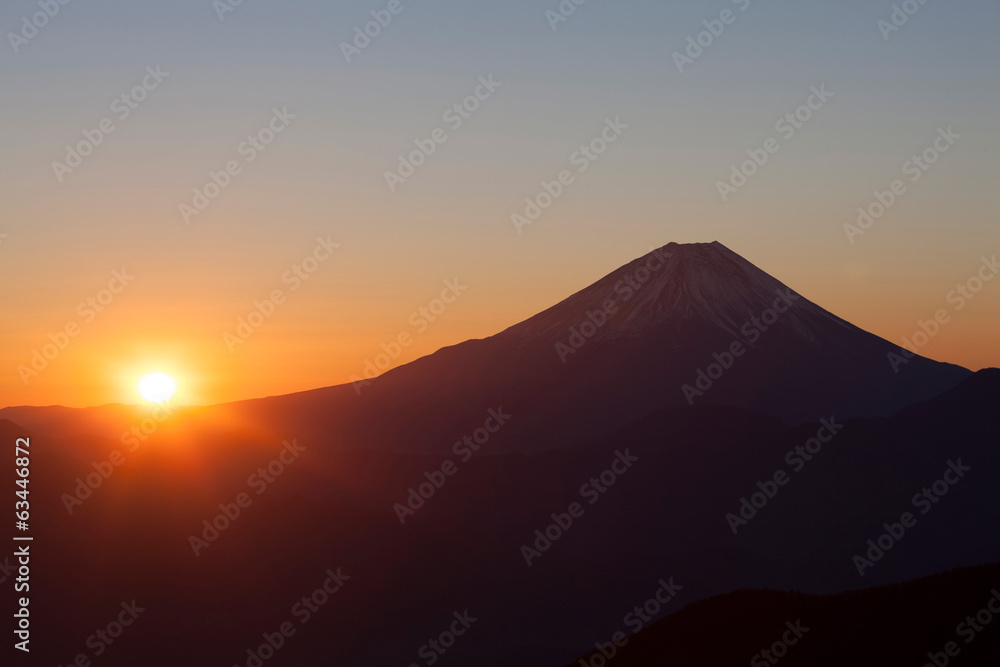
[138,372,176,403]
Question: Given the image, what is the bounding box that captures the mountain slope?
[339,241,968,452]
[8,371,999,666]
[234,241,968,453]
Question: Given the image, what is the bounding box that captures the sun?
[138,372,177,404]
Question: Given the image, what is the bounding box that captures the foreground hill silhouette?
[2,369,998,665]
[567,563,1000,666]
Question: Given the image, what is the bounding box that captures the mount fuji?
[208,240,969,455]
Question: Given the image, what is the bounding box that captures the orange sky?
[3,221,997,408]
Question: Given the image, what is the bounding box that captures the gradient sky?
[2,0,998,408]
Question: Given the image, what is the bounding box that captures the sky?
[1,0,998,408]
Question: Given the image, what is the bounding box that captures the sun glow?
[138,372,177,404]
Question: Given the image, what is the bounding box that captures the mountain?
[1,242,969,453]
[566,563,1000,667]
[225,241,971,454]
[5,370,999,665]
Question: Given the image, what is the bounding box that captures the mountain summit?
[500,241,840,345]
